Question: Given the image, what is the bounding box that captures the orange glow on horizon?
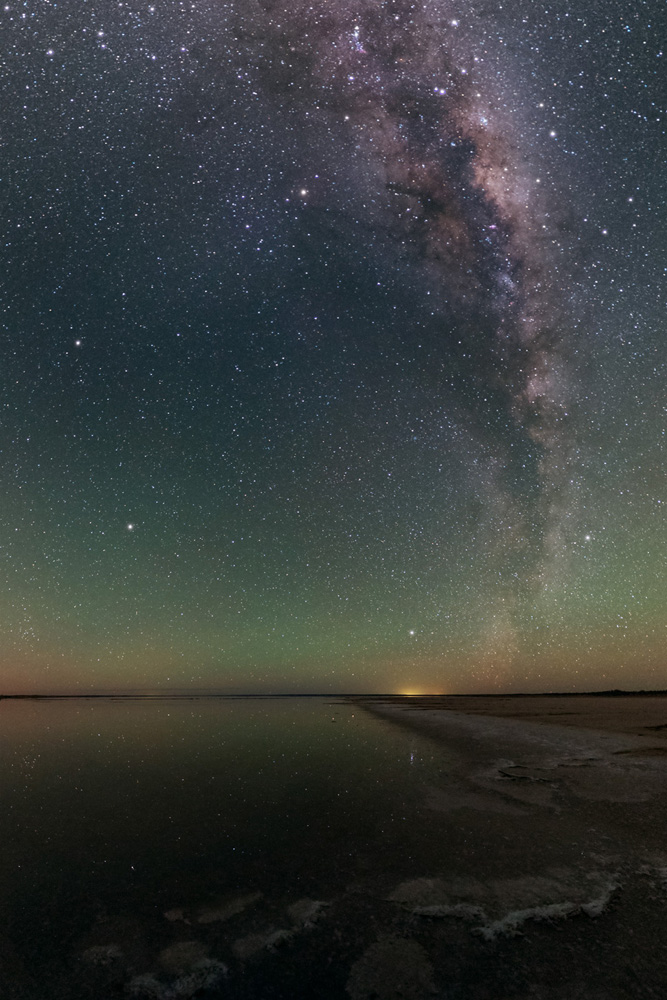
[397,689,443,696]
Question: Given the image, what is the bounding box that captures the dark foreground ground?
[6,694,667,1000]
[354,692,667,739]
[344,695,667,1000]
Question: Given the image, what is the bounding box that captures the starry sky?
[2,0,665,694]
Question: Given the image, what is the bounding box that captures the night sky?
[2,0,665,694]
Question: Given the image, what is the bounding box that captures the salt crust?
[126,959,227,999]
[389,873,619,939]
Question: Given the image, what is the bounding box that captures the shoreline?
[350,693,667,744]
[3,688,667,701]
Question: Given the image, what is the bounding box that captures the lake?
[0,696,456,998]
[4,695,667,999]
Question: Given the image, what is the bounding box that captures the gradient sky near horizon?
[1,0,665,694]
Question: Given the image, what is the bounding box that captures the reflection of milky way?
[259,0,572,591]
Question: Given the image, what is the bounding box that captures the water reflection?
[0,697,455,998]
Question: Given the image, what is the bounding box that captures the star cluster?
[1,0,665,692]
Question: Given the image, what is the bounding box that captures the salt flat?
[343,693,667,998]
[354,693,667,741]
[6,696,667,999]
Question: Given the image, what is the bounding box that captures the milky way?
[254,0,578,652]
[1,0,665,692]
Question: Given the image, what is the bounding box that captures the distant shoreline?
[2,689,667,701]
[357,692,667,742]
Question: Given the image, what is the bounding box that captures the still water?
[0,697,456,998]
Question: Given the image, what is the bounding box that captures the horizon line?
[2,688,667,700]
